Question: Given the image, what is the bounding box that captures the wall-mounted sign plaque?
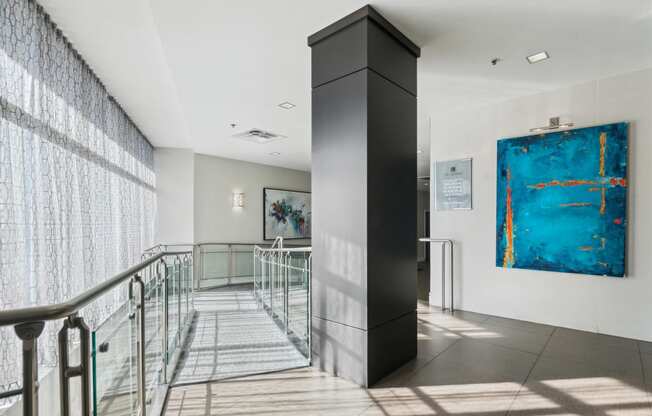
[435,158,472,211]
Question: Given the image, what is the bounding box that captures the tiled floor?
[165,301,652,415]
[171,285,308,385]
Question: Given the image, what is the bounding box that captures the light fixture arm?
[529,117,574,133]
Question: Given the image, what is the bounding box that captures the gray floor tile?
[406,338,538,387]
[484,315,556,337]
[369,383,524,415]
[416,320,462,357]
[552,327,639,351]
[640,353,652,388]
[530,355,644,386]
[641,341,652,355]
[471,320,552,355]
[397,357,525,414]
[543,328,644,380]
[418,311,491,335]
[509,371,652,415]
[165,301,652,416]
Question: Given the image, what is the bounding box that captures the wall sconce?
[232,192,244,208]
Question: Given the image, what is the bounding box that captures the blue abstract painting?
[496,122,628,277]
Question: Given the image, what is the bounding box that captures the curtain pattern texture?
[0,0,156,397]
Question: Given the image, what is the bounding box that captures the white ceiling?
[39,0,652,176]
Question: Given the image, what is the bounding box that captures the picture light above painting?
[263,188,311,240]
[496,122,629,277]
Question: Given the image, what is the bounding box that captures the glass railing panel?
[233,246,254,280]
[287,253,309,346]
[166,263,179,358]
[265,257,274,312]
[143,272,164,411]
[179,258,190,328]
[271,259,285,323]
[253,249,311,360]
[200,245,230,288]
[92,297,138,416]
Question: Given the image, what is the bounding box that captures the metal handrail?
[1,249,193,416]
[0,251,187,327]
[255,247,312,253]
[146,241,309,251]
[418,238,454,312]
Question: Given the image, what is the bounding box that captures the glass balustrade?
[0,242,315,416]
[198,244,255,289]
[253,247,311,360]
[91,296,138,416]
[89,253,194,416]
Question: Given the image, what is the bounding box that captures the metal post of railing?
[284,253,289,334]
[176,256,182,343]
[270,253,274,316]
[450,244,454,312]
[253,248,257,301]
[185,254,191,317]
[441,243,446,311]
[133,275,147,416]
[15,321,44,416]
[79,319,91,416]
[227,244,233,285]
[57,315,91,416]
[162,259,169,382]
[58,323,69,416]
[193,245,200,291]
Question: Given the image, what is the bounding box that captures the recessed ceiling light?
[278,101,295,110]
[527,51,549,64]
[269,152,281,156]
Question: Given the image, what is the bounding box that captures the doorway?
[417,180,430,301]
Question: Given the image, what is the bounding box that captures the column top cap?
[308,5,421,58]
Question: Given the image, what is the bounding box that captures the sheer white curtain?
[0,0,156,396]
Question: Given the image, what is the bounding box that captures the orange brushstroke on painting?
[599,132,606,177]
[529,179,597,189]
[600,187,606,215]
[529,178,626,190]
[578,246,593,251]
[560,202,591,207]
[502,169,515,268]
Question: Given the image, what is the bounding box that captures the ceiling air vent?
[232,128,285,144]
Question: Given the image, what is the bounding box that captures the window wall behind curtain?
[0,0,156,396]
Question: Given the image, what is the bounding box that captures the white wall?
[154,148,194,244]
[155,150,311,245]
[193,154,311,244]
[429,68,652,341]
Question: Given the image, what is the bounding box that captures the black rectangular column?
[309,5,420,387]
